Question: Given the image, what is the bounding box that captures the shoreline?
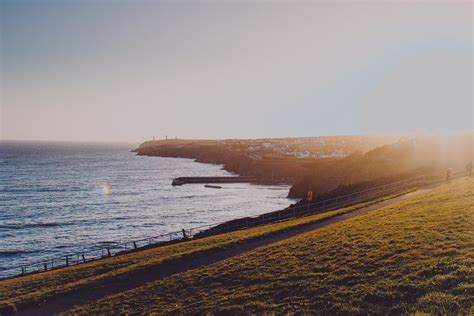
[133,141,448,240]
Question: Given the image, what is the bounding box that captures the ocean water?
[0,141,294,276]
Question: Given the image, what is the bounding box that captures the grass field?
[0,194,394,313]
[68,177,473,315]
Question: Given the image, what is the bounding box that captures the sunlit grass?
[68,177,473,315]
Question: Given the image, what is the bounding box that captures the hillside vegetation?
[70,177,473,315]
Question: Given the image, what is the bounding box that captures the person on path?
[466,162,472,175]
[446,168,452,182]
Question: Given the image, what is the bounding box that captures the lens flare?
[101,180,110,196]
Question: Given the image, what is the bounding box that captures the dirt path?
[18,185,439,316]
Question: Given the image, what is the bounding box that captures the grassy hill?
[69,177,473,315]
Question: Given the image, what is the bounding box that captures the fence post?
[82,254,86,263]
[107,248,111,257]
[133,241,137,249]
[21,266,25,275]
[44,263,48,271]
[65,255,69,266]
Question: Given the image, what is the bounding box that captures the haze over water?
[0,142,294,276]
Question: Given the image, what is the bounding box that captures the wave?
[1,188,85,193]
[0,155,20,160]
[0,222,75,230]
[0,250,38,257]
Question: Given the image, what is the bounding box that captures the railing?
[0,170,466,279]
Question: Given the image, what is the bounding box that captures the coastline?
[132,138,449,229]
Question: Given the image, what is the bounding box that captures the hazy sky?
[0,1,472,142]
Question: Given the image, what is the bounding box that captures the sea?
[0,141,295,277]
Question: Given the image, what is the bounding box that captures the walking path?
[19,183,440,315]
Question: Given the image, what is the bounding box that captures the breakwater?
[172,176,259,186]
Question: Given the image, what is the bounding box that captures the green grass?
[68,177,473,315]
[0,194,394,313]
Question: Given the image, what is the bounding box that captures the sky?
[0,0,472,143]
